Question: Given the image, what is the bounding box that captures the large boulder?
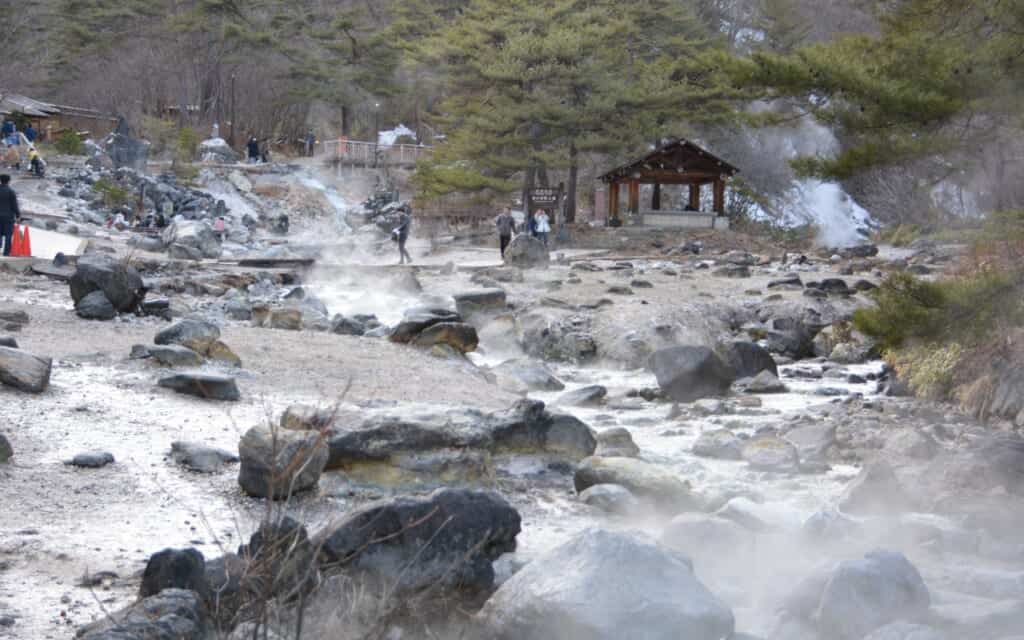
[411,322,479,353]
[692,429,743,460]
[788,550,931,640]
[104,131,151,172]
[158,372,240,401]
[238,425,329,499]
[77,588,206,640]
[453,289,507,319]
[0,346,51,393]
[149,344,205,367]
[75,290,117,320]
[155,320,221,353]
[314,488,520,601]
[389,307,462,343]
[0,434,11,463]
[556,385,607,407]
[648,346,736,403]
[492,358,565,392]
[838,461,914,515]
[741,436,800,473]
[199,137,242,163]
[477,528,735,640]
[69,254,146,313]
[325,399,595,482]
[162,220,222,259]
[574,456,695,509]
[516,311,599,364]
[595,427,640,458]
[719,341,778,378]
[503,234,550,269]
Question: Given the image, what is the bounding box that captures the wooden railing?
[322,139,432,167]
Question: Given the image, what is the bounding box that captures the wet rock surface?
[158,372,240,401]
[0,346,52,393]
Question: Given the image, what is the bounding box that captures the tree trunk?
[652,183,661,211]
[341,105,351,137]
[522,165,536,215]
[566,143,578,224]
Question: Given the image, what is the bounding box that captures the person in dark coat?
[246,136,260,164]
[495,206,515,258]
[24,124,37,143]
[394,206,412,265]
[0,174,21,256]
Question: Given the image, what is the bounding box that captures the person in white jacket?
[534,209,551,246]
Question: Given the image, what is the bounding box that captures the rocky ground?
[1,156,1022,640]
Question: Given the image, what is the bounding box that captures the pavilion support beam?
[628,180,640,215]
[608,181,620,225]
[713,179,725,215]
[688,184,701,211]
[651,183,661,210]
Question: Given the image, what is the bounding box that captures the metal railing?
[321,139,432,167]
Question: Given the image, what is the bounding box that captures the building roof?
[0,93,112,120]
[599,139,739,184]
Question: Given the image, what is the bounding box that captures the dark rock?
[140,548,208,600]
[75,290,117,320]
[389,306,461,343]
[77,588,206,640]
[0,346,52,393]
[839,244,879,259]
[555,385,607,407]
[69,254,146,312]
[574,456,695,508]
[330,314,366,336]
[648,346,735,402]
[768,275,803,289]
[477,528,734,640]
[237,424,329,499]
[719,341,778,378]
[170,441,239,473]
[0,336,17,348]
[0,310,28,326]
[169,243,204,261]
[607,285,634,295]
[237,516,317,607]
[149,344,205,367]
[504,234,550,269]
[411,321,479,353]
[0,434,12,463]
[713,265,751,278]
[853,279,878,292]
[104,131,151,172]
[65,451,115,468]
[141,297,172,320]
[453,289,507,319]
[764,317,815,359]
[314,488,521,601]
[803,288,827,299]
[492,358,565,392]
[158,372,240,401]
[129,344,151,359]
[155,320,221,353]
[225,299,252,321]
[819,278,852,295]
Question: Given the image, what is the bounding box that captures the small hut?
[0,94,118,141]
[598,139,738,228]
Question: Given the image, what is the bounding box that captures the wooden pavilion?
[598,139,739,227]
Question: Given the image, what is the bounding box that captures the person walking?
[394,206,412,264]
[534,208,551,246]
[524,209,537,237]
[305,130,316,157]
[246,136,260,164]
[495,206,515,258]
[24,124,37,144]
[0,175,21,256]
[1,120,15,146]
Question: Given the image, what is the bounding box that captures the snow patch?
[378,124,416,146]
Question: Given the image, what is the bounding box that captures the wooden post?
[609,181,620,224]
[628,180,640,215]
[651,183,661,210]
[689,184,701,211]
[713,179,725,215]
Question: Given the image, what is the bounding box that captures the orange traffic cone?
[9,225,22,257]
[19,225,31,257]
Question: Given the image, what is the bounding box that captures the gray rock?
[162,220,221,259]
[199,137,242,163]
[648,346,735,402]
[504,233,550,269]
[77,588,206,640]
[140,548,208,600]
[478,528,734,640]
[886,429,940,460]
[692,429,743,460]
[741,436,800,472]
[802,509,862,541]
[314,488,520,600]
[129,344,151,359]
[739,370,788,393]
[237,424,329,499]
[0,434,12,463]
[149,344,205,367]
[225,299,252,321]
[411,321,479,353]
[170,441,239,473]
[453,289,507,319]
[169,242,204,260]
[862,621,946,640]
[329,314,366,336]
[816,550,931,640]
[0,336,17,348]
[556,385,607,407]
[661,513,752,558]
[574,456,695,508]
[69,254,145,312]
[104,131,151,171]
[720,340,778,378]
[595,427,640,458]
[389,306,461,343]
[65,451,115,468]
[839,461,913,515]
[280,404,335,431]
[0,346,52,393]
[579,484,640,514]
[154,320,221,353]
[158,372,240,401]
[75,290,117,320]
[492,358,565,391]
[785,423,837,463]
[768,275,803,288]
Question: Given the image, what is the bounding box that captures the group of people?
[495,207,552,258]
[246,136,270,164]
[1,119,44,177]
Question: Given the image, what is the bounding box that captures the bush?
[891,343,964,400]
[54,130,85,155]
[92,177,133,208]
[176,126,198,163]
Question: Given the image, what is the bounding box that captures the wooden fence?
[321,139,432,168]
